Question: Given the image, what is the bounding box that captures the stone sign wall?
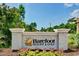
[10,28,69,50]
[23,32,57,49]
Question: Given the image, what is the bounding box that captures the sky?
[6,3,79,29]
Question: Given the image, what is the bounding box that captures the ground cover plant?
[18,48,63,56]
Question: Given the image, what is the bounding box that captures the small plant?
[18,49,63,56]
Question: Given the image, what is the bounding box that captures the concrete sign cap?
[54,29,70,33]
[10,28,25,32]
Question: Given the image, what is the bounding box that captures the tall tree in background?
[25,22,37,32]
[40,27,46,32]
[65,17,76,33]
[19,4,25,20]
[40,17,76,33]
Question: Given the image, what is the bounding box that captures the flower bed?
[18,48,63,56]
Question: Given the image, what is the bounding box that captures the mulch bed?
[0,48,79,56]
[64,48,79,56]
[0,48,19,56]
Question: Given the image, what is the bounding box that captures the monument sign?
[10,28,69,50]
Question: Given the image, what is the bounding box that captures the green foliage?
[25,22,37,32]
[40,27,46,32]
[68,33,79,49]
[68,34,77,49]
[0,3,26,48]
[19,4,25,19]
[46,27,54,32]
[40,17,76,33]
[19,49,63,56]
[0,3,38,48]
[75,33,79,48]
[65,23,76,33]
[67,17,76,23]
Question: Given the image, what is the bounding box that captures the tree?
[59,23,65,28]
[65,17,76,33]
[40,27,46,32]
[19,4,25,20]
[0,3,26,47]
[25,22,37,32]
[68,17,76,24]
[53,25,59,29]
[53,23,65,29]
[65,23,76,33]
[46,27,54,32]
[53,18,76,33]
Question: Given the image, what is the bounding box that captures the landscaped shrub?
[75,33,79,48]
[0,37,9,48]
[18,48,63,56]
[68,34,77,49]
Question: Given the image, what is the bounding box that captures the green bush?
[68,34,77,49]
[75,33,79,48]
[0,36,10,48]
